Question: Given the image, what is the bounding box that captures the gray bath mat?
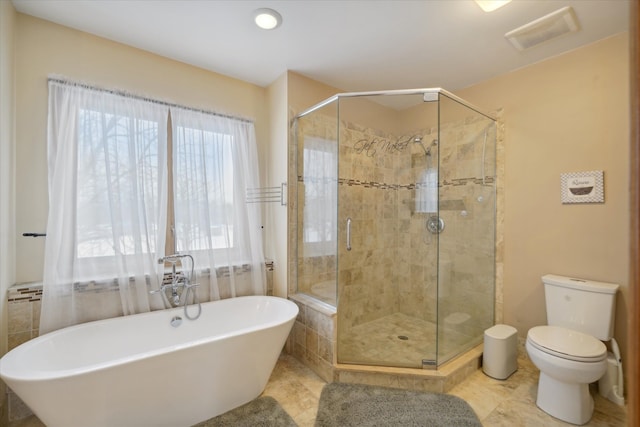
[193,396,298,427]
[314,383,481,427]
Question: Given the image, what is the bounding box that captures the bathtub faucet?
[152,254,196,308]
[150,280,184,306]
[169,273,185,306]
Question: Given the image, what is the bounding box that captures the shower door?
[294,100,339,307]
[334,91,497,369]
[336,93,441,368]
[436,94,496,364]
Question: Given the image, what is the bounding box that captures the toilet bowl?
[526,326,607,425]
[526,275,618,425]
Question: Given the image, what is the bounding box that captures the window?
[45,80,263,280]
[169,107,262,267]
[173,125,235,251]
[302,137,338,256]
[43,79,266,331]
[76,109,162,258]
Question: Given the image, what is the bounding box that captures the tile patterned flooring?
[10,351,628,427]
[264,353,627,427]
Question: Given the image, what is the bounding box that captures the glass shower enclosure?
[294,89,496,369]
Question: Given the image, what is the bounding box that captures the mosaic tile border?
[7,261,275,310]
[7,261,274,303]
[7,284,42,302]
[298,175,495,189]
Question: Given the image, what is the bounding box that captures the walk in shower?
[293,89,496,369]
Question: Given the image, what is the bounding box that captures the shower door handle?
[346,217,352,251]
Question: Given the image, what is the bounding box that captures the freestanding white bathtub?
[0,295,298,427]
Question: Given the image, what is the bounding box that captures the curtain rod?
[48,77,254,124]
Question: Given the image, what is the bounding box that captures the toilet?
[526,274,619,425]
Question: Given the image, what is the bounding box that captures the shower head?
[414,137,429,155]
[413,137,438,156]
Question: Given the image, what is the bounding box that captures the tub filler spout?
[150,281,182,306]
[153,254,201,319]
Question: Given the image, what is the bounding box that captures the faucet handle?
[149,283,171,295]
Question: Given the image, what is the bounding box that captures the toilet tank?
[542,274,619,341]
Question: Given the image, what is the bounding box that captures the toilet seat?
[527,326,606,362]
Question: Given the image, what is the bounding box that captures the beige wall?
[0,0,17,415]
[13,14,269,284]
[288,72,339,115]
[265,72,289,296]
[458,33,630,359]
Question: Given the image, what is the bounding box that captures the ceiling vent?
[505,6,580,51]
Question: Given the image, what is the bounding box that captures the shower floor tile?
[338,312,475,368]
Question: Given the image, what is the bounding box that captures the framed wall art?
[560,170,604,204]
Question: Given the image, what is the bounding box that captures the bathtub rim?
[0,295,298,382]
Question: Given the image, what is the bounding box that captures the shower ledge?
[289,293,336,316]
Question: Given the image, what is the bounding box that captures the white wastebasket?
[483,324,518,380]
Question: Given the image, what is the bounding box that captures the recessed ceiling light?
[253,8,282,30]
[474,0,512,12]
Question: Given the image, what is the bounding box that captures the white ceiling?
[12,0,630,95]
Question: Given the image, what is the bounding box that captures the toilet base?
[536,372,594,425]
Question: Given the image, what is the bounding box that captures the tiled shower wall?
[336,120,416,330]
[293,108,499,336]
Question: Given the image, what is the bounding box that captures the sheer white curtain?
[171,107,266,299]
[41,81,169,333]
[302,137,338,256]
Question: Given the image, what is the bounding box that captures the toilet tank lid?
[542,274,619,294]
